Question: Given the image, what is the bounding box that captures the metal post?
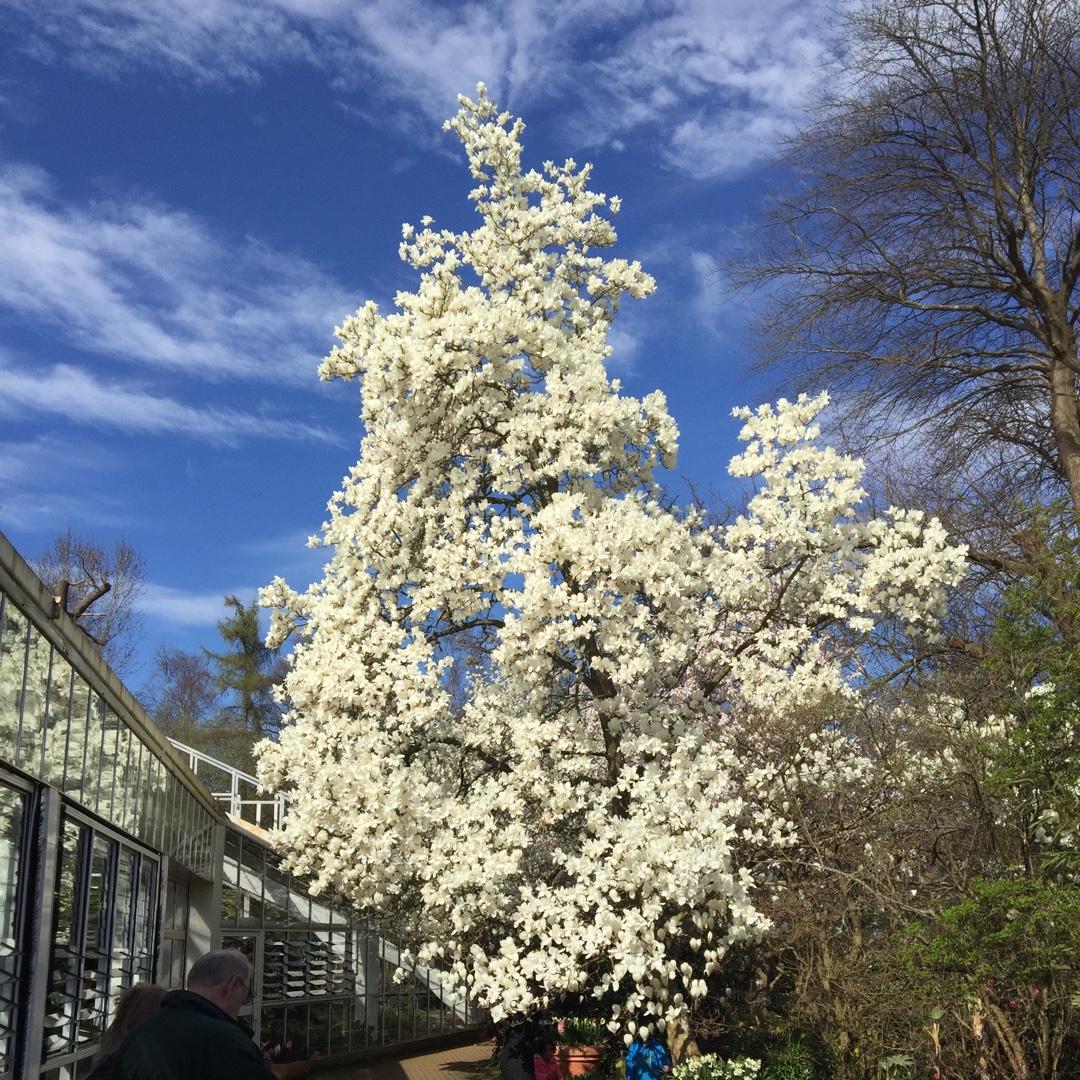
[21,785,62,1080]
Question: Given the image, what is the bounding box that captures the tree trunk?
[1048,357,1080,517]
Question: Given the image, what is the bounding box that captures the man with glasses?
[115,949,275,1080]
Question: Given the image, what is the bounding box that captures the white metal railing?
[168,739,287,831]
[168,739,479,1031]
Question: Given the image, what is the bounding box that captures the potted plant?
[264,1037,318,1079]
[557,1017,610,1079]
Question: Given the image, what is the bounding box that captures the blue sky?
[0,0,843,685]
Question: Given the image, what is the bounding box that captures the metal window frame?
[34,804,163,1075]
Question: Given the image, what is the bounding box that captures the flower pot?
[559,1044,607,1079]
[270,1062,312,1079]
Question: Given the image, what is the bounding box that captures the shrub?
[673,1052,761,1080]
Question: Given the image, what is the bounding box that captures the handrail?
[168,740,476,1028]
[167,738,288,831]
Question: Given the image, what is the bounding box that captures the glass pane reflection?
[0,605,28,766]
[0,600,28,768]
[43,655,72,788]
[64,676,91,802]
[43,818,161,1064]
[15,624,50,777]
[0,782,26,1077]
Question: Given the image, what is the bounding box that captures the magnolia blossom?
[258,88,966,1027]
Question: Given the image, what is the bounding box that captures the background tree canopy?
[745,0,1080,553]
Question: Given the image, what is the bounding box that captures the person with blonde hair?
[89,984,166,1080]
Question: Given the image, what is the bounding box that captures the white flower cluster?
[673,1053,761,1080]
[257,89,967,1026]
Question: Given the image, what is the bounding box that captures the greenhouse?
[0,531,473,1080]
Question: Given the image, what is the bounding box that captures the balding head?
[186,950,253,1019]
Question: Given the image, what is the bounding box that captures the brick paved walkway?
[316,1038,495,1080]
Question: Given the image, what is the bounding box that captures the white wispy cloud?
[241,526,334,589]
[606,325,645,377]
[3,0,842,177]
[0,435,143,533]
[140,583,242,626]
[0,352,342,445]
[0,163,355,382]
[569,0,835,174]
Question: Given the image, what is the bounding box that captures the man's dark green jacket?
[113,988,275,1080]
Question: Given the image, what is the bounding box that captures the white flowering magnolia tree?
[258,88,966,1030]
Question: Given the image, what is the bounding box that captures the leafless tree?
[32,529,145,674]
[745,0,1080,535]
[140,643,219,742]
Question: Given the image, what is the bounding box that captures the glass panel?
[164,878,187,936]
[159,936,185,990]
[263,852,289,927]
[64,675,91,801]
[173,781,186,860]
[287,875,311,927]
[221,933,256,966]
[15,623,50,777]
[221,831,240,927]
[181,791,195,865]
[110,847,136,992]
[113,723,133,832]
[240,840,269,927]
[172,791,185,867]
[262,931,286,1002]
[329,998,352,1056]
[309,1001,329,1059]
[132,738,148,839]
[287,936,311,1000]
[84,829,110,959]
[328,932,350,996]
[43,819,85,1059]
[134,857,157,984]
[42,653,72,788]
[260,1004,288,1064]
[95,707,121,823]
[221,883,239,927]
[145,752,161,850]
[193,806,214,880]
[79,834,113,1045]
[262,1003,310,1065]
[0,602,28,764]
[156,760,172,851]
[329,885,349,928]
[179,791,195,868]
[124,741,141,842]
[161,775,176,856]
[144,758,164,849]
[309,936,329,997]
[82,695,107,815]
[310,885,333,928]
[44,822,160,1064]
[0,782,27,1078]
[174,779,187,858]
